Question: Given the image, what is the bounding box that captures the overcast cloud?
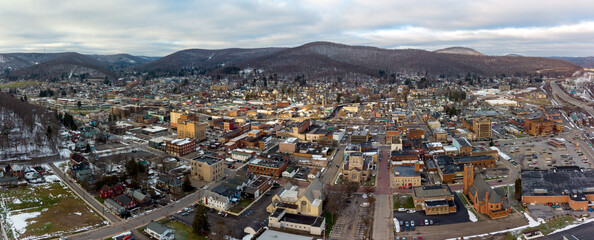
[0,0,593,56]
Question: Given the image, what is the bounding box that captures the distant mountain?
[86,54,160,70]
[11,52,118,80]
[138,47,283,73]
[140,41,582,78]
[0,53,65,71]
[505,54,523,57]
[434,47,485,56]
[550,56,594,69]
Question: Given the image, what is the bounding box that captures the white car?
[407,210,416,213]
[398,208,406,212]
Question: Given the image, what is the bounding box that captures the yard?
[229,198,255,213]
[163,220,206,240]
[0,182,107,240]
[364,176,376,186]
[0,81,40,89]
[393,194,414,209]
[324,210,337,237]
[505,216,576,239]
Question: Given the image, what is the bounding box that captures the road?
[69,190,202,240]
[550,81,594,117]
[372,145,394,240]
[49,163,121,223]
[321,144,346,185]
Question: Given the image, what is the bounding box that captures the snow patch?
[9,211,41,235]
[393,218,401,232]
[548,217,594,235]
[467,209,478,222]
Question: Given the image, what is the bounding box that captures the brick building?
[165,138,196,156]
[463,165,510,219]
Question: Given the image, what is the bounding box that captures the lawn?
[0,81,41,89]
[95,196,105,204]
[229,198,255,213]
[393,195,414,209]
[324,210,337,237]
[364,176,376,186]
[507,216,576,239]
[457,192,470,206]
[0,182,107,240]
[163,220,207,240]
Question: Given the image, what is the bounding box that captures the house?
[99,183,125,198]
[105,198,126,215]
[144,221,175,240]
[463,164,510,219]
[113,194,137,210]
[202,188,232,211]
[157,176,183,194]
[0,176,18,186]
[127,189,151,204]
[267,178,324,217]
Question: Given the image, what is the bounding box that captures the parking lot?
[527,203,590,221]
[174,186,282,238]
[393,194,470,231]
[504,137,590,170]
[329,195,371,240]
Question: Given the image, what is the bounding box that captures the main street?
[372,145,394,240]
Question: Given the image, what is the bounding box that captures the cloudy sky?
[1,0,593,57]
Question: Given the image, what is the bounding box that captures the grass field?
[0,81,41,89]
[393,195,414,209]
[163,220,206,240]
[0,182,107,240]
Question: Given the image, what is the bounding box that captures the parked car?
[424,219,429,225]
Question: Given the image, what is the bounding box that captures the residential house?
[105,198,126,215]
[145,221,175,240]
[113,194,138,210]
[157,176,183,194]
[99,183,125,198]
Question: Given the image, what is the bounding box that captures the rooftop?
[192,155,222,165]
[393,166,420,177]
[413,185,454,198]
[522,168,594,198]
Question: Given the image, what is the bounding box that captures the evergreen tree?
[192,204,210,235]
[183,175,194,192]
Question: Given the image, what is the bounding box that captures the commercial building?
[412,185,457,215]
[165,138,196,156]
[452,137,472,155]
[350,130,369,143]
[190,155,225,182]
[248,158,288,178]
[392,165,421,188]
[521,167,594,211]
[463,117,492,139]
[279,137,299,153]
[141,126,168,136]
[463,165,510,219]
[524,117,564,136]
[177,120,207,141]
[453,155,496,169]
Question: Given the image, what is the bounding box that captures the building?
[113,194,137,210]
[105,198,126,215]
[99,184,125,198]
[279,137,299,153]
[412,185,457,215]
[157,176,183,194]
[385,125,400,144]
[341,152,374,183]
[141,126,168,136]
[452,137,472,155]
[248,158,288,178]
[392,165,421,188]
[177,120,207,141]
[351,130,369,143]
[170,111,184,128]
[463,165,510,219]
[463,117,492,139]
[165,138,196,156]
[144,221,175,240]
[524,117,564,136]
[267,178,324,217]
[191,155,225,182]
[521,167,594,211]
[268,208,325,235]
[453,155,496,169]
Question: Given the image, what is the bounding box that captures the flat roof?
[257,229,312,240]
[249,158,285,169]
[393,166,420,177]
[192,155,222,165]
[522,168,594,197]
[413,185,454,198]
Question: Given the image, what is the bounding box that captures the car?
[410,220,415,227]
[181,212,189,216]
[434,219,439,225]
[429,219,434,225]
[405,221,409,227]
[424,219,429,225]
[398,208,406,212]
[407,210,416,213]
[419,221,424,226]
[399,220,404,226]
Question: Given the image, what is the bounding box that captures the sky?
[1,0,594,57]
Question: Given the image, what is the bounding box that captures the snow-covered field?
[0,180,106,239]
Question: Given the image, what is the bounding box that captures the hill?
[550,56,594,69]
[0,92,60,161]
[11,52,118,80]
[434,47,485,56]
[86,54,159,70]
[141,41,581,78]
